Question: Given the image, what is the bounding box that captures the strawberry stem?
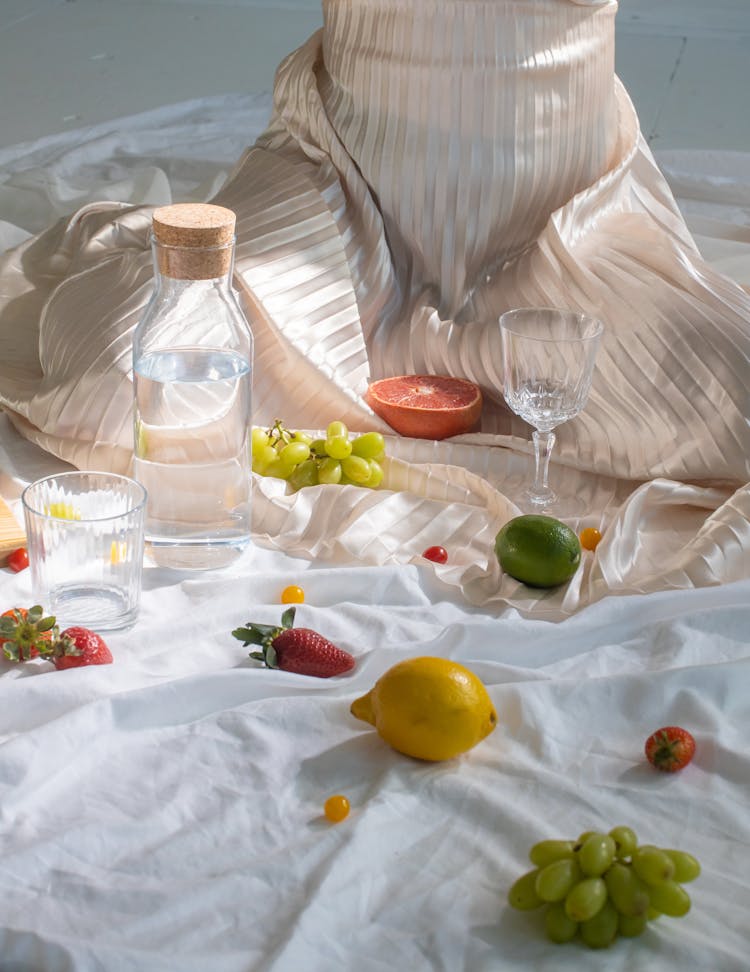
[0,605,58,662]
[232,607,297,669]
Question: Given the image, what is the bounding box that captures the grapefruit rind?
[365,374,482,440]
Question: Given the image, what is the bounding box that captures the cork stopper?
[152,203,236,279]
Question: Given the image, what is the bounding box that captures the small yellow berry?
[324,794,350,823]
[281,585,305,604]
[579,527,602,552]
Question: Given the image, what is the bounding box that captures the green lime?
[495,515,581,588]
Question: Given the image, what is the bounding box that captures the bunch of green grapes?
[508,826,700,949]
[251,420,386,491]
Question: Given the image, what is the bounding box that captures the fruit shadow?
[616,762,703,785]
[299,730,464,830]
[0,928,72,972]
[472,907,549,961]
[473,910,652,965]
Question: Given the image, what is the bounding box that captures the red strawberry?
[52,626,113,670]
[232,607,355,678]
[645,726,696,772]
[0,606,57,662]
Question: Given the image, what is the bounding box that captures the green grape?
[288,459,319,491]
[544,902,578,944]
[564,878,607,923]
[264,458,295,480]
[618,912,648,938]
[576,831,597,847]
[252,443,280,473]
[578,834,616,877]
[663,849,701,883]
[327,421,348,439]
[280,441,311,466]
[341,455,372,484]
[646,881,691,918]
[580,900,618,949]
[507,869,544,911]
[604,862,650,918]
[609,825,638,860]
[632,846,676,886]
[646,907,662,921]
[535,859,582,903]
[529,840,576,868]
[363,459,384,488]
[351,431,385,460]
[251,419,389,490]
[291,430,313,446]
[251,427,269,451]
[325,435,353,460]
[318,458,343,485]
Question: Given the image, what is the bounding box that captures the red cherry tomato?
[7,547,29,573]
[422,546,448,564]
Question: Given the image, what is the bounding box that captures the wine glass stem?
[532,430,556,496]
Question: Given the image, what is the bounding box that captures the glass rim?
[21,471,147,523]
[499,306,604,342]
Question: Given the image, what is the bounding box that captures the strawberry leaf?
[232,623,279,646]
[233,608,295,648]
[265,643,278,669]
[248,643,278,669]
[232,626,266,646]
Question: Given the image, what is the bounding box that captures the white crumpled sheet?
[1,98,750,970]
[1,416,750,972]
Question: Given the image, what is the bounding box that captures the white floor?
[1,0,748,153]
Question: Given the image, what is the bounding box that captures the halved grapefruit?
[365,375,483,440]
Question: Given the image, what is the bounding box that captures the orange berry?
[281,585,305,604]
[324,794,350,823]
[579,527,602,552]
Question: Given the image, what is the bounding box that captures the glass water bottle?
[132,203,253,569]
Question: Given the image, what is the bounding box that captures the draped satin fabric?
[318,0,619,317]
[0,0,749,617]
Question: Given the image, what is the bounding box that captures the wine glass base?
[519,487,587,520]
[524,487,557,510]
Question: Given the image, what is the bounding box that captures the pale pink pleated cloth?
[0,0,749,616]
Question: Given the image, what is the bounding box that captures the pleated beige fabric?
[0,0,749,616]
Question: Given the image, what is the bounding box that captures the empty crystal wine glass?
[500,307,604,511]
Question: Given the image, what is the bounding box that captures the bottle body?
[132,220,253,569]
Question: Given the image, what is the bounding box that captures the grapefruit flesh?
[365,375,483,440]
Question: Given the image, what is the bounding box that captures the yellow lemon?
[350,656,497,761]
